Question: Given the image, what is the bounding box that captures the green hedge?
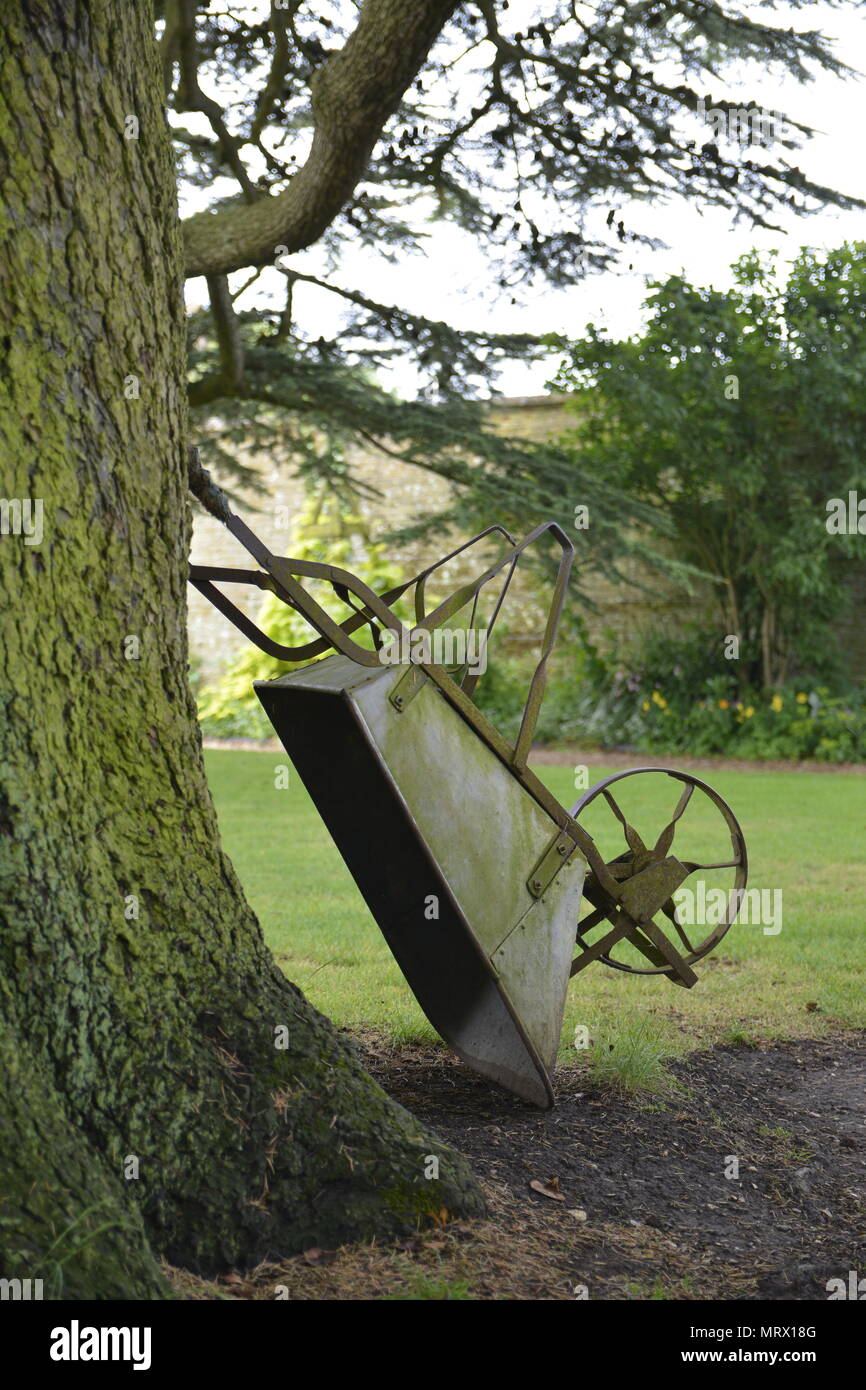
[199,618,866,764]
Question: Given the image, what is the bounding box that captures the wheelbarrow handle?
[188,449,575,765]
[505,523,575,770]
[406,520,574,769]
[410,523,517,627]
[188,451,523,668]
[189,453,410,665]
[189,563,415,665]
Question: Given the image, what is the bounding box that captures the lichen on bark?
[0,0,483,1299]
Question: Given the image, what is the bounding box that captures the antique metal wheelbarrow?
[189,460,747,1108]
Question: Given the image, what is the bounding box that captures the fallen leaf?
[529,1177,565,1202]
[568,1208,588,1222]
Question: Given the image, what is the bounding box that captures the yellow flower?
[744,706,754,719]
[642,700,650,712]
[770,694,783,712]
[719,699,730,710]
[651,690,667,709]
[796,692,808,704]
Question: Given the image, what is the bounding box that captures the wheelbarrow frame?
[189,492,719,989]
[188,458,747,1104]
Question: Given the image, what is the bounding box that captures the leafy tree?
[168,0,864,552]
[2,0,865,1297]
[551,243,866,687]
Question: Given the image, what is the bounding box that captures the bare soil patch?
[169,1033,866,1300]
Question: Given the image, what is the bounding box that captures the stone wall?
[188,395,864,684]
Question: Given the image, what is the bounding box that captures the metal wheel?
[569,767,748,986]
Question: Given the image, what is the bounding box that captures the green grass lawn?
[205,749,865,1064]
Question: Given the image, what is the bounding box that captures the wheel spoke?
[660,899,696,955]
[652,781,694,858]
[602,788,647,856]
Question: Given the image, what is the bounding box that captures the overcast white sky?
[185,1,866,398]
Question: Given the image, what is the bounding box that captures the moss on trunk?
[0,0,483,1298]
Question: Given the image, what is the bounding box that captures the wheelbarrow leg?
[572,884,698,987]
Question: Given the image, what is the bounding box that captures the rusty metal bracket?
[617,857,691,924]
[527,830,580,899]
[389,663,428,712]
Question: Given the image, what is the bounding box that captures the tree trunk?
[0,0,482,1299]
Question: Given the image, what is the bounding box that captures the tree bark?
[0,0,482,1298]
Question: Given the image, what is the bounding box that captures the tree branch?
[204,275,245,391]
[176,0,260,204]
[182,0,460,279]
[249,2,298,143]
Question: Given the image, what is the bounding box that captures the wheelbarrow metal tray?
[256,654,587,1107]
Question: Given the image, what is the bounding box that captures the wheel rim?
[569,766,748,979]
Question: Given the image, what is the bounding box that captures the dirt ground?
[170,1031,866,1301]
